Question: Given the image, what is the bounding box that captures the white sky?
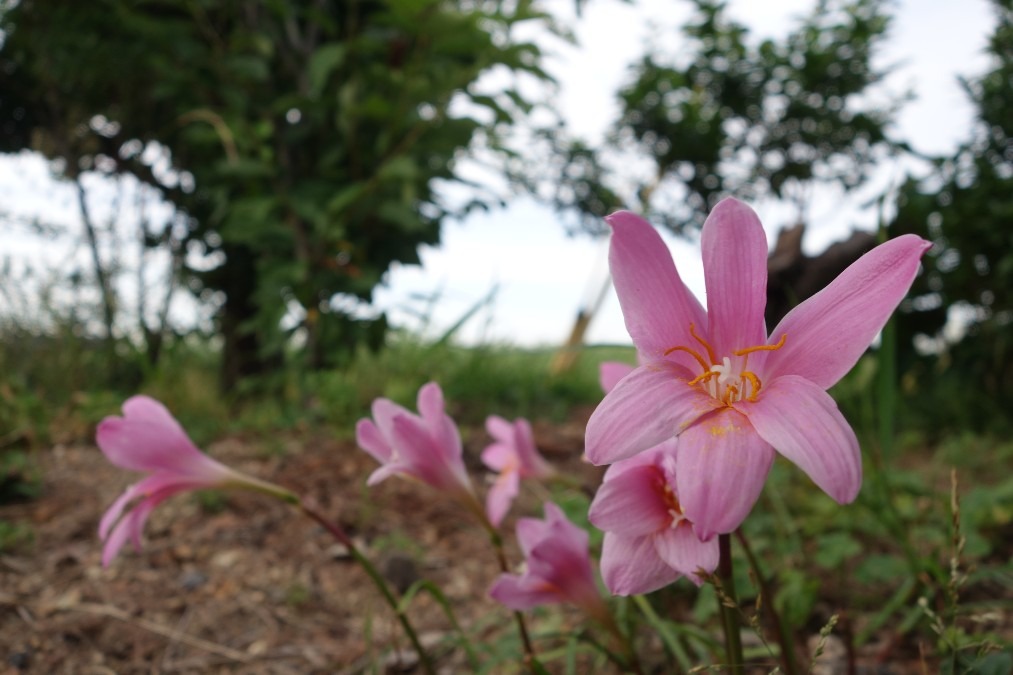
[0,0,997,346]
[375,0,997,346]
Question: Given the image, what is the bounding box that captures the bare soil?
[0,412,1007,674]
[0,415,605,674]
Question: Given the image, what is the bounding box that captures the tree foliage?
[0,0,555,386]
[892,0,1013,431]
[536,0,900,235]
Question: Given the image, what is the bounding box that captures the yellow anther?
[688,371,717,386]
[664,344,711,372]
[724,384,739,404]
[734,333,787,357]
[741,371,761,401]
[689,323,717,364]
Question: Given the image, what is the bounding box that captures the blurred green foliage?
[534,0,899,234]
[892,0,1013,436]
[0,0,557,388]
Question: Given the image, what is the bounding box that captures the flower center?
[659,480,685,529]
[664,324,787,406]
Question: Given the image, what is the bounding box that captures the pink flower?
[589,441,719,595]
[97,396,253,566]
[356,382,475,500]
[489,502,606,618]
[481,415,554,527]
[599,362,635,394]
[586,198,931,539]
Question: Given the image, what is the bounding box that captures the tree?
[0,0,555,388]
[892,0,1012,431]
[532,0,900,237]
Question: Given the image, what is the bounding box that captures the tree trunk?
[219,243,277,392]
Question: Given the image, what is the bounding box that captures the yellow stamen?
[734,333,787,356]
[741,371,761,401]
[664,344,711,372]
[724,384,739,404]
[688,371,717,386]
[689,323,717,364]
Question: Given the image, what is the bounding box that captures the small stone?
[211,549,242,569]
[7,650,31,670]
[382,555,419,595]
[178,570,208,591]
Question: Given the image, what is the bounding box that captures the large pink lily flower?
[356,382,475,501]
[98,396,258,566]
[589,440,719,595]
[481,415,555,527]
[585,198,931,539]
[489,502,606,619]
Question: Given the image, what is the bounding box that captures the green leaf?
[308,43,346,98]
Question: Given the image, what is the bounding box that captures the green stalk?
[486,525,540,671]
[735,530,798,675]
[299,501,436,675]
[717,533,744,672]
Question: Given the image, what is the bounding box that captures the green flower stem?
[599,607,646,674]
[735,530,799,675]
[717,533,744,672]
[298,500,436,675]
[486,526,540,671]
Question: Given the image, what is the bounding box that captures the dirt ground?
[0,414,608,674]
[0,411,1007,674]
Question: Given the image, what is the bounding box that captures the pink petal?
[588,464,671,537]
[371,397,412,438]
[599,361,635,394]
[481,442,516,472]
[763,234,932,388]
[356,418,393,463]
[602,439,677,482]
[606,211,708,369]
[365,462,404,487]
[675,408,774,539]
[738,375,862,504]
[98,473,202,540]
[124,496,160,553]
[101,484,191,566]
[99,483,143,541]
[653,523,720,585]
[486,468,520,527]
[585,363,721,465]
[390,414,470,493]
[528,515,592,582]
[101,512,135,567]
[120,396,180,426]
[417,385,465,471]
[416,382,445,426]
[488,574,559,610]
[700,198,769,358]
[515,514,552,559]
[600,532,681,596]
[485,415,514,442]
[510,418,548,476]
[97,398,225,476]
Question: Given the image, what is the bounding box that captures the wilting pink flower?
[586,198,931,538]
[356,382,475,500]
[589,441,718,595]
[98,396,255,566]
[489,502,606,618]
[481,416,554,527]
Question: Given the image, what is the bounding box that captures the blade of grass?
[633,594,692,672]
[398,579,480,670]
